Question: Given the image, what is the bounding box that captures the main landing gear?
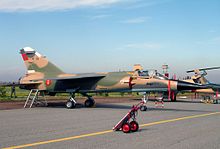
[84,97,95,107]
[113,101,143,133]
[65,93,95,109]
[81,93,95,108]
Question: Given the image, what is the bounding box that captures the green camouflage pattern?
[19,47,206,100]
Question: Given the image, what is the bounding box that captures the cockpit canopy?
[133,69,168,80]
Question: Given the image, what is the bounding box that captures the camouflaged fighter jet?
[185,67,220,100]
[18,47,207,109]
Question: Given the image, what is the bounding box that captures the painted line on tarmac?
[140,111,220,127]
[3,111,220,149]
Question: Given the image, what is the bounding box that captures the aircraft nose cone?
[177,81,206,91]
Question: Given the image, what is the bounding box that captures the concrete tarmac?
[1,99,220,149]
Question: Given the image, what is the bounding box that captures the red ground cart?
[112,101,144,133]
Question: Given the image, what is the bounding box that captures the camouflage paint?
[18,47,207,97]
[97,72,130,86]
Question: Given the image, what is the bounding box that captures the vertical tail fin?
[20,47,64,78]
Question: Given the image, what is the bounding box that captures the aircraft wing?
[47,74,106,91]
[48,73,106,81]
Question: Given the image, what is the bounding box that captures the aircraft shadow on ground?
[46,102,132,110]
[45,102,213,113]
[95,103,132,109]
[46,102,83,108]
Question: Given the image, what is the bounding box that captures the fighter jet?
[185,67,220,100]
[18,47,206,109]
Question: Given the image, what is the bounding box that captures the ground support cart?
[112,101,144,133]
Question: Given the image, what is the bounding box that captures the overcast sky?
[0,0,220,82]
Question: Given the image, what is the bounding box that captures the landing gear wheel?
[66,100,76,109]
[140,105,147,111]
[84,99,95,107]
[122,123,131,133]
[130,121,139,132]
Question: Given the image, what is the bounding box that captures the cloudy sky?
[0,0,220,82]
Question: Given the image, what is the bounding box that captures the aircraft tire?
[84,99,95,107]
[66,100,75,109]
[140,105,147,111]
[122,123,131,133]
[130,121,139,132]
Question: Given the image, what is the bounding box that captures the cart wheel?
[130,121,139,132]
[122,123,131,133]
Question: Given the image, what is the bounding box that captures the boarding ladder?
[24,89,48,108]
